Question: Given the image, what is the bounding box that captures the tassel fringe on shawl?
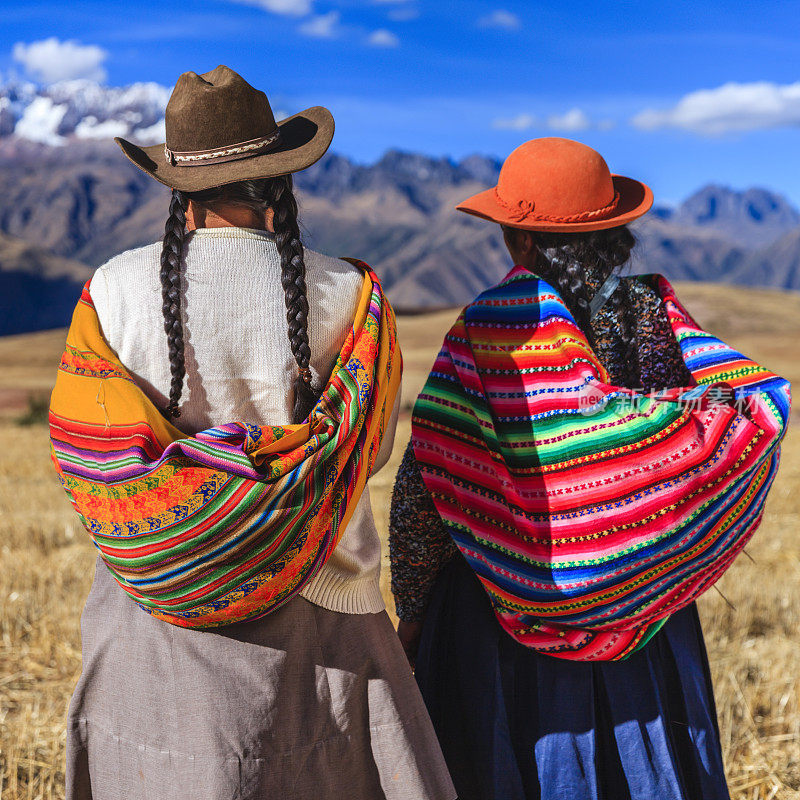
[50,260,401,628]
[411,266,790,661]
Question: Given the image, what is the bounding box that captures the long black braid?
[505,225,640,386]
[265,175,318,423]
[160,189,188,419]
[157,176,319,423]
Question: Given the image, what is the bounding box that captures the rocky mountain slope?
[666,185,800,247]
[0,126,799,331]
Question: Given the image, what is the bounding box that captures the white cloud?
[492,113,538,131]
[12,38,108,84]
[299,10,341,38]
[478,10,521,30]
[230,0,313,16]
[367,29,400,48]
[632,81,800,135]
[547,108,591,131]
[493,108,602,132]
[13,96,68,145]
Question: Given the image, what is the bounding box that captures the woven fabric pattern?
[411,265,789,661]
[50,261,401,628]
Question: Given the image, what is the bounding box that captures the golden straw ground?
[1,282,799,799]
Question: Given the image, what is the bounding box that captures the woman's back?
[396,268,744,800]
[88,225,392,615]
[89,226,364,433]
[62,64,456,800]
[386,134,791,800]
[68,213,446,800]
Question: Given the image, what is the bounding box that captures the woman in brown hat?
[389,138,743,800]
[62,66,455,800]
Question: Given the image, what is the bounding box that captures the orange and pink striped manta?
[49,261,401,628]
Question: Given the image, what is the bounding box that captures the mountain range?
[0,77,168,145]
[1,77,799,334]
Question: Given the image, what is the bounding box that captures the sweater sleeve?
[371,383,402,475]
[389,439,458,622]
[87,268,117,349]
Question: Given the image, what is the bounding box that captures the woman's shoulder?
[303,249,369,365]
[95,241,162,275]
[303,248,366,312]
[304,246,364,286]
[90,241,162,293]
[88,242,162,318]
[463,265,564,326]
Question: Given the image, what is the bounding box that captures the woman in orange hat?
[389,137,788,799]
[53,66,456,800]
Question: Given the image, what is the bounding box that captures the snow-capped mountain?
[0,78,170,145]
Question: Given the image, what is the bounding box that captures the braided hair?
[265,175,318,423]
[160,189,188,418]
[504,225,640,385]
[157,176,319,424]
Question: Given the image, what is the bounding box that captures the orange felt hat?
[456,137,653,232]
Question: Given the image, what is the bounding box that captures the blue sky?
[1,0,800,205]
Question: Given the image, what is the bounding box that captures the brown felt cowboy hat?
[115,65,334,192]
[457,137,653,233]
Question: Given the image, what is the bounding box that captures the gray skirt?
[66,558,455,800]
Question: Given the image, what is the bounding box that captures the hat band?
[495,188,621,224]
[164,130,282,167]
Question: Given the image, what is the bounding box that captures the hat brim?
[114,106,334,192]
[456,175,653,233]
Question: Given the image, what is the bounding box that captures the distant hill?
[667,185,800,247]
[0,132,799,332]
[0,231,91,335]
[0,138,169,266]
[734,227,800,289]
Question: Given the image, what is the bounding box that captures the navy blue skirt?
[415,554,730,800]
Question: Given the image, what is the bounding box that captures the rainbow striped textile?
[412,266,790,661]
[49,260,401,628]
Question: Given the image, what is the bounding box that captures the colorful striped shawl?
[412,266,790,661]
[50,260,401,628]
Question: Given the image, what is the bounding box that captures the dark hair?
[504,224,640,383]
[158,176,319,424]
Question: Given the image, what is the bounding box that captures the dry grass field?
[1,282,799,799]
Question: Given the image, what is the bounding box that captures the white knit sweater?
[88,226,399,615]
